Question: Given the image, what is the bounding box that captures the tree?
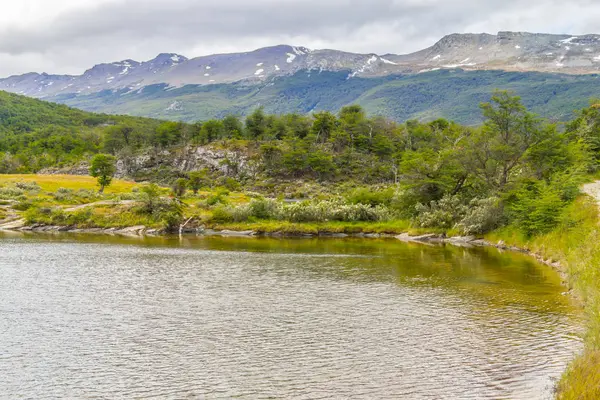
[311,111,338,143]
[89,154,117,193]
[155,121,183,147]
[188,170,208,194]
[199,120,225,144]
[172,178,189,198]
[103,125,136,153]
[245,107,267,139]
[222,115,244,139]
[467,91,540,191]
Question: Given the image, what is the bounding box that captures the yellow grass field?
[0,174,137,194]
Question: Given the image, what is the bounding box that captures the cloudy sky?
[0,0,598,76]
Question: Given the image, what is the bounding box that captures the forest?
[2,89,599,238]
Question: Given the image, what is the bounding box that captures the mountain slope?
[2,31,600,124]
[47,69,600,124]
[4,31,600,99]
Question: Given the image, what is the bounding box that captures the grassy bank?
[487,196,600,399]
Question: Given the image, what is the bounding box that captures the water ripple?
[0,237,582,399]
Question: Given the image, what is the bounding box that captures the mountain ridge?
[2,31,600,125]
[4,31,600,100]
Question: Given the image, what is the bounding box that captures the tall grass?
[488,197,600,399]
[0,174,136,194]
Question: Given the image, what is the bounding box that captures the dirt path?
[63,200,137,212]
[582,181,600,206]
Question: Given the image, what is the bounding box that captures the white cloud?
[0,0,600,76]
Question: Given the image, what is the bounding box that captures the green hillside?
[51,69,600,124]
[0,90,168,172]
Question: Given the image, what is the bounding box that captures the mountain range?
[2,31,600,124]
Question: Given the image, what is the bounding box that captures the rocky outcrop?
[116,146,256,179]
[38,145,256,181]
[39,163,90,176]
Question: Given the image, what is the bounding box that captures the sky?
[0,0,598,76]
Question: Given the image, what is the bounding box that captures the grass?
[0,174,137,194]
[206,219,444,235]
[487,196,600,399]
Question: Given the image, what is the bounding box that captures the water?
[0,233,582,399]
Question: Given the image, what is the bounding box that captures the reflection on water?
[0,233,582,399]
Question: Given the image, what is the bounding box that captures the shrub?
[415,195,467,229]
[215,177,241,191]
[0,186,25,199]
[508,182,567,237]
[53,187,74,202]
[279,199,393,223]
[68,208,94,225]
[457,197,503,235]
[172,178,189,198]
[210,205,234,222]
[14,181,40,192]
[13,200,33,211]
[75,189,99,201]
[248,198,280,219]
[346,187,394,206]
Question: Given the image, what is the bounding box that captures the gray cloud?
[1,0,599,76]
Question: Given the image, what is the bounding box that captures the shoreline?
[0,221,565,274]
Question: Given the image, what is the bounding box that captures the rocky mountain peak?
[4,31,600,100]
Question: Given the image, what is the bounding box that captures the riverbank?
[486,195,600,399]
[1,173,598,398]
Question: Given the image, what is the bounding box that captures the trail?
[582,181,600,207]
[63,200,137,212]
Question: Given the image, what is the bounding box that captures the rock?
[0,219,26,230]
[201,229,221,236]
[115,225,146,236]
[411,233,441,242]
[219,230,256,237]
[446,236,476,243]
[396,233,441,243]
[320,232,349,238]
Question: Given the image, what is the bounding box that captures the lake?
[0,233,582,399]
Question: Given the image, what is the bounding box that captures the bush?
[457,197,503,235]
[508,183,567,237]
[346,187,394,206]
[136,183,184,231]
[75,189,99,201]
[216,177,241,191]
[0,186,25,199]
[13,200,34,211]
[172,178,189,198]
[210,205,234,222]
[248,198,280,219]
[278,199,392,223]
[14,181,40,192]
[53,187,74,202]
[68,208,94,225]
[209,198,394,224]
[415,195,467,229]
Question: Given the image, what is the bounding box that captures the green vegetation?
[487,197,600,399]
[0,90,165,172]
[3,88,600,397]
[51,69,600,124]
[89,154,117,193]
